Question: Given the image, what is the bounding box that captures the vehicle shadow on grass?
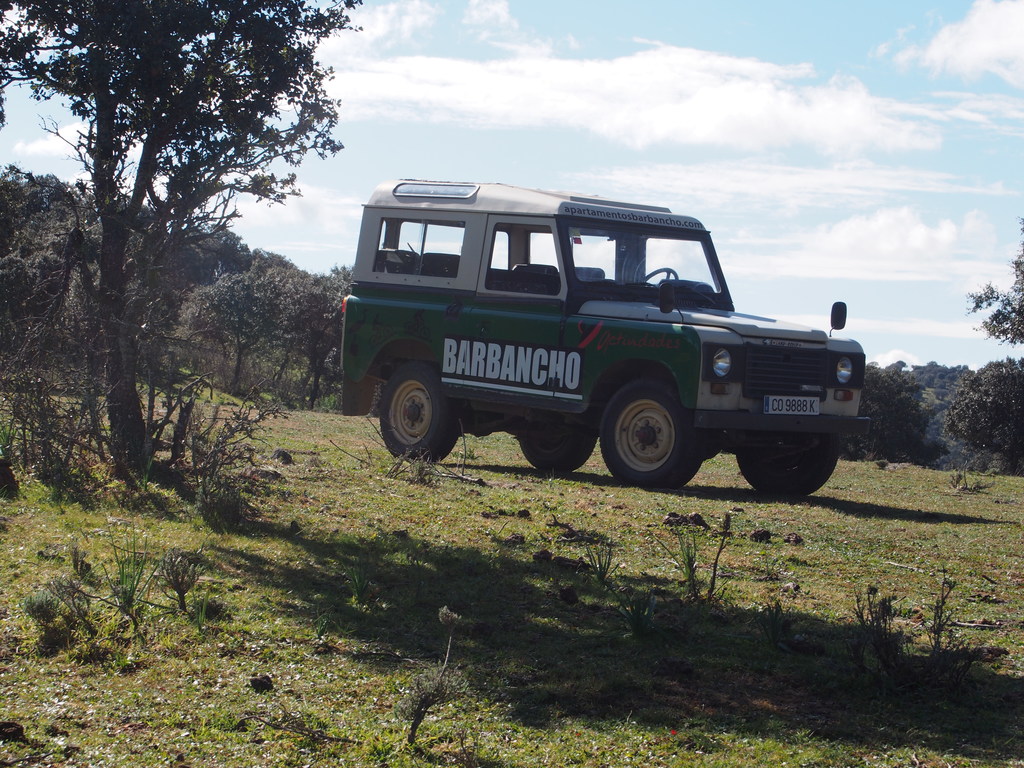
[212,520,1022,763]
[464,463,1004,525]
[670,484,1006,526]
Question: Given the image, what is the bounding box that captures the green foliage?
[948,465,994,493]
[158,548,203,613]
[102,531,157,634]
[344,561,379,607]
[189,399,282,528]
[0,0,362,472]
[25,576,96,651]
[969,220,1024,345]
[658,528,702,601]
[755,598,792,652]
[843,363,944,466]
[583,542,618,588]
[615,589,658,638]
[945,358,1024,474]
[850,578,977,694]
[181,257,296,395]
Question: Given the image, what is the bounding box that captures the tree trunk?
[170,398,195,466]
[231,340,245,395]
[308,363,323,409]
[98,218,146,475]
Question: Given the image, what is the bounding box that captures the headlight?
[712,348,732,377]
[836,356,853,384]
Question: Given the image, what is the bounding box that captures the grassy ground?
[1,410,1023,767]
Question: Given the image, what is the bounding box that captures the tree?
[0,1,361,473]
[0,170,97,357]
[969,219,1024,345]
[181,255,296,395]
[285,266,351,407]
[945,359,1024,474]
[843,363,944,466]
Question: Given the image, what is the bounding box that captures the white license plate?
[764,395,820,416]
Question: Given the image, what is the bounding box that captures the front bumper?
[694,410,870,435]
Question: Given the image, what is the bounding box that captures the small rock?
[652,657,694,678]
[503,533,526,545]
[783,532,803,545]
[532,549,553,562]
[517,509,532,518]
[552,555,590,571]
[0,721,27,743]
[663,511,708,528]
[686,512,709,528]
[249,674,273,693]
[976,645,1010,662]
[788,634,826,656]
[749,529,772,543]
[271,448,294,465]
[0,460,19,499]
[781,582,800,594]
[558,585,579,604]
[469,621,495,638]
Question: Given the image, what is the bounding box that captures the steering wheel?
[643,267,679,282]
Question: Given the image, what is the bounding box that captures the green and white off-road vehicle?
[341,180,868,495]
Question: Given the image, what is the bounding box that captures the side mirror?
[830,301,847,332]
[659,282,676,314]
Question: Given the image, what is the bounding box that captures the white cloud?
[896,0,1024,88]
[573,160,1009,216]
[725,207,1007,284]
[233,185,364,271]
[321,0,438,61]
[780,315,986,344]
[13,121,87,158]
[462,0,518,32]
[326,40,941,154]
[869,349,925,368]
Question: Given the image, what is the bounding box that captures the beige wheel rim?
[614,398,675,472]
[389,379,432,445]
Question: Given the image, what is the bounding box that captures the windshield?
[561,222,730,309]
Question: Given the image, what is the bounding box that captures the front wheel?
[599,381,703,488]
[736,434,840,496]
[379,361,459,461]
[518,430,597,472]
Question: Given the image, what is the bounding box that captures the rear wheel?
[518,430,597,472]
[379,361,459,461]
[599,381,703,488]
[736,434,840,496]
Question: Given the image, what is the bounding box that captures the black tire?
[736,434,840,496]
[599,381,703,488]
[518,430,597,472]
[379,361,459,461]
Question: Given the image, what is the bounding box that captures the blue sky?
[3,0,1024,368]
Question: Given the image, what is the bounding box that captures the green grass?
[2,411,1023,766]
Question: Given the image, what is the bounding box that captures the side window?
[485,224,560,295]
[373,219,464,278]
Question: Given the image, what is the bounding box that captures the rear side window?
[374,219,465,278]
[485,223,561,295]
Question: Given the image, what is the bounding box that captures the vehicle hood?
[575,301,830,343]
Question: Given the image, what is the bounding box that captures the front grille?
[744,344,827,399]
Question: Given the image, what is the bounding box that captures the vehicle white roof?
[365,179,706,231]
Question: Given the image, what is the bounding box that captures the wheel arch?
[589,359,681,418]
[342,337,435,416]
